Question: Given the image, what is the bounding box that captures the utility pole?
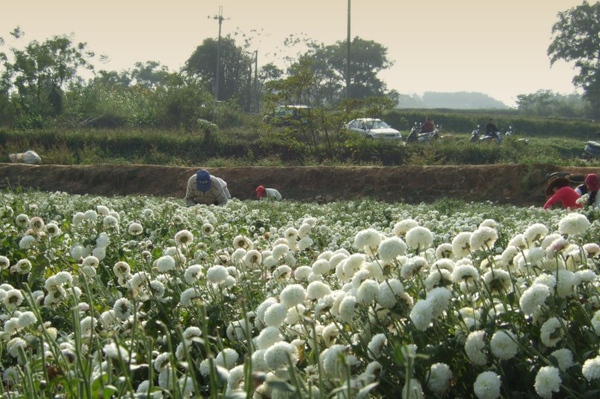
[346,0,351,100]
[211,6,229,102]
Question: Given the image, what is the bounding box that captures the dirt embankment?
[1,163,598,207]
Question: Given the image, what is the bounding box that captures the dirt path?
[1,163,598,206]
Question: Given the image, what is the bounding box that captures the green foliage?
[516,89,590,118]
[548,1,600,117]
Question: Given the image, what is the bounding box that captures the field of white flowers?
[1,190,600,399]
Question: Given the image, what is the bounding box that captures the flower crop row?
[1,191,600,398]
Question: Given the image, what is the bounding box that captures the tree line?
[0,0,599,130]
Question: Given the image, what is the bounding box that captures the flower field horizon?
[1,190,600,398]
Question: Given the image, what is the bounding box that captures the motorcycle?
[584,140,600,159]
[469,125,503,144]
[406,122,440,143]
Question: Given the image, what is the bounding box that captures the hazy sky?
[0,0,586,106]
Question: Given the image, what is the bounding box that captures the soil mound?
[1,163,598,206]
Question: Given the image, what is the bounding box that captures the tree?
[282,36,393,106]
[516,90,589,118]
[183,36,254,108]
[548,1,600,117]
[8,33,95,121]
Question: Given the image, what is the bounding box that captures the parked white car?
[344,118,403,140]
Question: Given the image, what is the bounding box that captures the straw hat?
[545,176,570,197]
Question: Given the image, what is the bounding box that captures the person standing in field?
[185,169,231,206]
[256,185,282,201]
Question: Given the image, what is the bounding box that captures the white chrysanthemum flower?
[465,330,487,366]
[490,330,518,360]
[473,371,501,399]
[320,344,357,379]
[354,228,382,255]
[410,299,434,331]
[550,348,574,372]
[378,236,407,262]
[298,236,313,251]
[540,317,566,348]
[583,355,600,382]
[44,223,61,237]
[103,342,129,360]
[356,279,379,304]
[7,337,28,358]
[554,269,576,298]
[264,341,298,371]
[207,265,229,284]
[233,235,253,250]
[19,235,37,249]
[72,212,85,226]
[311,259,332,276]
[0,256,10,270]
[271,243,290,260]
[175,229,194,247]
[81,255,100,268]
[401,256,428,280]
[180,288,199,307]
[558,213,590,236]
[83,209,98,221]
[405,226,434,251]
[30,216,46,231]
[451,264,479,293]
[426,287,452,318]
[427,362,453,395]
[263,303,288,327]
[367,333,387,360]
[482,269,512,294]
[592,310,600,336]
[337,253,364,282]
[583,242,600,257]
[155,255,176,272]
[113,297,133,320]
[377,279,404,308]
[128,222,143,235]
[17,311,36,328]
[3,318,20,337]
[294,266,312,281]
[92,246,106,261]
[102,215,119,230]
[534,366,561,399]
[2,289,24,309]
[113,261,131,279]
[338,295,357,323]
[523,223,548,245]
[184,264,204,285]
[519,283,550,316]
[256,326,283,350]
[80,316,96,336]
[243,250,262,267]
[306,281,332,300]
[435,242,453,259]
[215,348,239,370]
[15,213,30,228]
[393,219,419,237]
[279,284,306,309]
[425,269,452,292]
[546,236,569,259]
[452,232,472,258]
[509,232,527,250]
[470,226,498,252]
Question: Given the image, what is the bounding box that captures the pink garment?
[543,186,582,210]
